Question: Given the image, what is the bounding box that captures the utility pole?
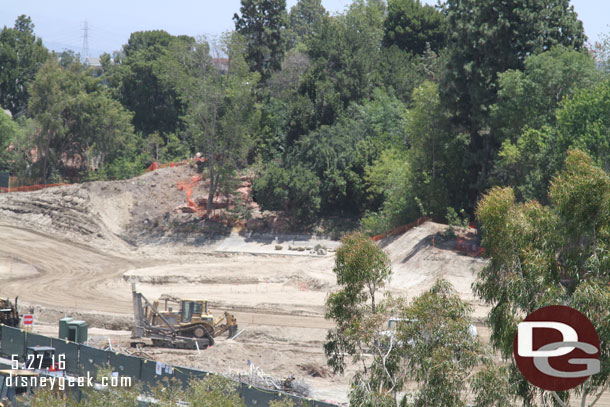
[82,20,89,61]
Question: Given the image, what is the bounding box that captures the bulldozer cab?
[180,300,210,323]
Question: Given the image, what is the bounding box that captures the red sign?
[22,314,33,326]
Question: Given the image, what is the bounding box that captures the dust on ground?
[0,166,489,404]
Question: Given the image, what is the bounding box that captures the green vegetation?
[26,375,245,407]
[475,150,610,405]
[233,0,288,79]
[0,15,49,117]
[28,59,135,183]
[383,0,445,55]
[0,0,607,231]
[324,234,493,405]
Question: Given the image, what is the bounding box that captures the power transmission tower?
[82,20,89,61]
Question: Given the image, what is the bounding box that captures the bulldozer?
[0,297,19,328]
[131,284,238,349]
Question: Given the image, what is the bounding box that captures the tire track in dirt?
[0,224,136,313]
[0,224,335,330]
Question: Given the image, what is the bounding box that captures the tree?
[293,89,407,216]
[591,31,610,75]
[233,0,288,79]
[491,126,556,204]
[556,79,610,171]
[28,59,135,182]
[469,363,516,407]
[383,0,445,55]
[287,0,328,48]
[474,150,610,405]
[406,81,469,219]
[0,15,49,116]
[252,162,321,223]
[166,33,259,213]
[27,374,245,407]
[361,82,469,234]
[361,148,413,235]
[302,0,386,128]
[493,76,610,203]
[330,278,488,407]
[394,280,482,407]
[183,376,245,407]
[103,31,193,137]
[0,110,21,171]
[324,232,391,378]
[490,46,600,146]
[440,0,586,202]
[333,232,391,314]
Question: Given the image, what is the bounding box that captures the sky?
[1,0,608,58]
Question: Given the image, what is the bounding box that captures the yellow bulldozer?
[131,284,238,349]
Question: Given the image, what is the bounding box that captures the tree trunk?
[257,23,263,75]
[42,130,52,184]
[207,142,215,214]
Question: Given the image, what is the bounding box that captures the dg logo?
[514,305,601,391]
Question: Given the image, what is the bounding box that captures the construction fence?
[0,183,70,193]
[0,325,338,407]
[371,216,432,241]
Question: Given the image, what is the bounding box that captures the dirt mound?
[0,165,232,249]
[380,222,487,300]
[0,184,108,242]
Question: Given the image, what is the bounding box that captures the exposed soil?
[0,166,491,404]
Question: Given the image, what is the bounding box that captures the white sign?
[22,314,34,326]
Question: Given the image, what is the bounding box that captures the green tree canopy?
[475,149,610,404]
[325,231,391,376]
[383,0,445,55]
[491,46,600,145]
[556,79,610,171]
[0,109,21,171]
[255,88,408,220]
[394,280,482,407]
[301,0,386,129]
[288,0,328,48]
[361,81,469,234]
[233,0,288,79]
[0,15,49,116]
[494,76,610,203]
[28,59,135,182]
[441,0,586,203]
[102,30,193,137]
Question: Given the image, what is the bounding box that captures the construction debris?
[229,362,311,398]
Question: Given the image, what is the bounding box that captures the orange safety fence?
[177,175,203,209]
[146,160,191,172]
[371,217,432,242]
[0,183,70,193]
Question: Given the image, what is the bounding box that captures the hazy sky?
[1,0,607,57]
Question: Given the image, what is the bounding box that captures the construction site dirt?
[0,165,489,404]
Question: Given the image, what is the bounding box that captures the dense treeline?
[1,0,609,231]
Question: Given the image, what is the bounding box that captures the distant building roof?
[212,58,229,73]
[84,56,101,67]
